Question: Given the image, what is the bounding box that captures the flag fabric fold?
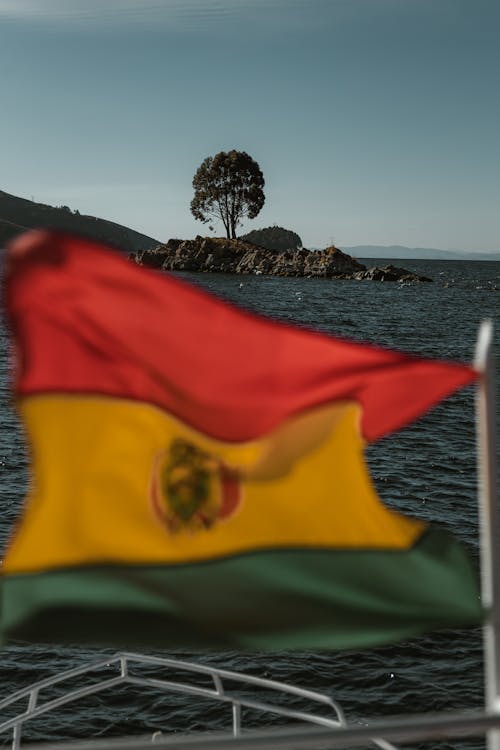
[0,229,481,650]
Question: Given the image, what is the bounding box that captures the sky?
[0,0,498,252]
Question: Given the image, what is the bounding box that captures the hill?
[0,190,159,252]
[241,226,302,252]
[341,245,500,261]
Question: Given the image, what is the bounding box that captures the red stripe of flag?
[4,230,477,443]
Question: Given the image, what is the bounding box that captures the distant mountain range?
[341,245,500,261]
[0,190,159,252]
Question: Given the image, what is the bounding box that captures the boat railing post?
[475,319,500,750]
[120,655,128,679]
[11,722,21,750]
[232,703,242,736]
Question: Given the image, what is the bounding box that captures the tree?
[191,150,265,239]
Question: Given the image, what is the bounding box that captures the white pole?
[475,319,500,750]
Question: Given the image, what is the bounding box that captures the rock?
[354,265,432,283]
[133,238,431,281]
[235,250,275,275]
[303,246,365,277]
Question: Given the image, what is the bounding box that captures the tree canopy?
[190,150,265,239]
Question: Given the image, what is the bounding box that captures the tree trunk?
[221,215,230,238]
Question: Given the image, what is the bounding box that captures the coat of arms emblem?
[151,437,242,533]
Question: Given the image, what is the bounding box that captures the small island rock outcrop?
[132,236,432,283]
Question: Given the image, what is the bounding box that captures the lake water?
[0,258,499,747]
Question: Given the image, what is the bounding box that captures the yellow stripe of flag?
[5,395,424,574]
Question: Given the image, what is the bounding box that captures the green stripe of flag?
[1,529,481,650]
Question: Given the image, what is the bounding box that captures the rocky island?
[132,236,432,283]
[0,190,433,282]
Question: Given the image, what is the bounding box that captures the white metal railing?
[22,710,500,750]
[0,651,398,750]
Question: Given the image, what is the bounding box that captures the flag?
[0,230,481,650]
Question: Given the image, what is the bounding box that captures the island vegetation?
[191,150,265,240]
[241,226,302,252]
